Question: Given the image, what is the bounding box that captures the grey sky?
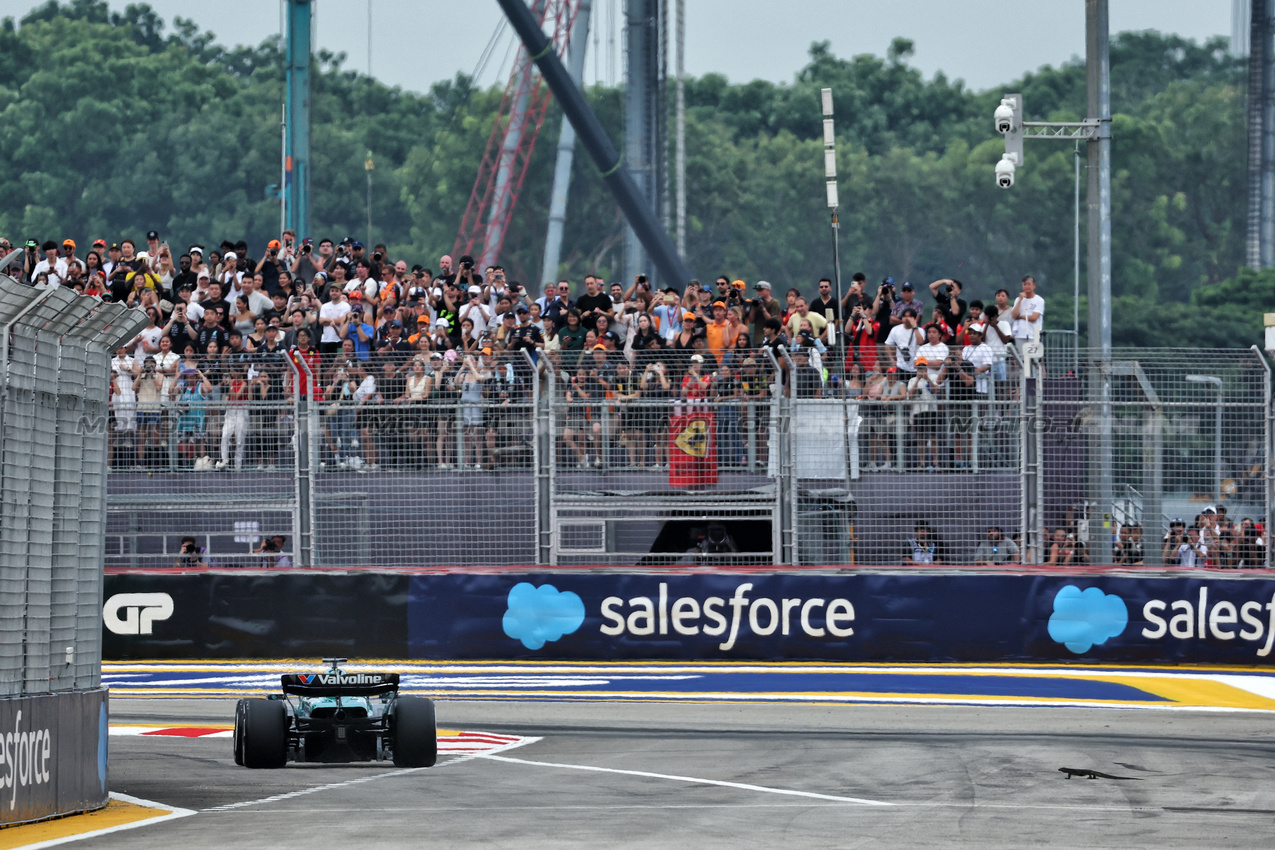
[4,0,1234,93]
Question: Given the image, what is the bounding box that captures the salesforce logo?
[1047,585,1128,654]
[502,583,585,650]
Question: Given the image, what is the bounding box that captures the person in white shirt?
[1177,526,1208,567]
[885,307,923,375]
[130,308,164,362]
[962,325,995,396]
[31,240,68,287]
[915,323,949,383]
[1010,275,1045,346]
[460,285,492,337]
[318,286,351,354]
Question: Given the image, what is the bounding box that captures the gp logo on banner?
[102,593,174,636]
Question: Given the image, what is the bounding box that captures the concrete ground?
[91,697,1275,849]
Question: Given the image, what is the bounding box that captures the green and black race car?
[234,658,437,769]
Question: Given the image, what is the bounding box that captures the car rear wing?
[281,672,400,697]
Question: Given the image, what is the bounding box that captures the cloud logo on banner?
[98,702,108,792]
[503,583,585,650]
[1048,585,1128,654]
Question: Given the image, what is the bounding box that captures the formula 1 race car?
[233,658,437,769]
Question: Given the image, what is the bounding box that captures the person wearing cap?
[61,239,85,277]
[744,281,781,346]
[704,299,738,365]
[907,355,942,471]
[218,251,243,291]
[377,320,413,364]
[460,283,492,337]
[255,239,283,295]
[974,525,1020,565]
[889,281,923,326]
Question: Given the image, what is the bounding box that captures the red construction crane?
[454,0,580,271]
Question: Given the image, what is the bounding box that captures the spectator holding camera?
[844,301,880,374]
[743,281,782,346]
[928,278,967,329]
[886,310,923,376]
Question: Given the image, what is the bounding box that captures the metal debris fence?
[101,345,1273,570]
[0,274,147,695]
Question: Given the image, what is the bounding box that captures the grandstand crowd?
[3,231,1262,568]
[1,231,1042,469]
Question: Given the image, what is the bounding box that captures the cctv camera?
[994,100,1016,135]
[995,155,1016,189]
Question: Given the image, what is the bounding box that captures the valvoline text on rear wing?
[281,672,400,696]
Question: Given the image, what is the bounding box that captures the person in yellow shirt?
[785,297,828,341]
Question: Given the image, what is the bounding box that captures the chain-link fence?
[1,275,146,695]
[105,343,1274,570]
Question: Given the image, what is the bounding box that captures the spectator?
[907,356,941,471]
[974,525,1020,565]
[31,240,68,287]
[905,520,946,565]
[1161,519,1187,564]
[652,289,683,342]
[574,275,613,333]
[1010,275,1045,347]
[928,278,967,330]
[885,308,921,375]
[744,281,782,346]
[844,301,880,374]
[785,297,828,342]
[1237,518,1267,568]
[810,277,840,327]
[216,362,252,470]
[319,285,351,354]
[889,281,923,326]
[171,363,213,469]
[351,361,382,471]
[1177,526,1208,567]
[174,536,209,569]
[916,324,949,383]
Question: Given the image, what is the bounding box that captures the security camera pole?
[994,0,1112,563]
[821,88,842,346]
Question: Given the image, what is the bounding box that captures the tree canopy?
[0,1,1264,346]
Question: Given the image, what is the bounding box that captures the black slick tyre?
[241,698,288,769]
[392,696,437,768]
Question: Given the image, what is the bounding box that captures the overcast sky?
[3,0,1236,93]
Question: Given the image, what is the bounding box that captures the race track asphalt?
[86,695,1275,849]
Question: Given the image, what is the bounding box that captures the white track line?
[202,737,541,813]
[13,793,196,849]
[476,753,892,807]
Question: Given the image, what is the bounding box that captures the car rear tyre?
[233,699,248,765]
[241,699,288,769]
[392,697,437,768]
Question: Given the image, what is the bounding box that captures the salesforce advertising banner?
[407,573,1275,664]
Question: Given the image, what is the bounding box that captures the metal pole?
[674,0,685,254]
[1263,0,1275,266]
[1086,0,1114,564]
[541,0,593,287]
[285,0,312,239]
[1216,389,1224,503]
[624,0,657,286]
[1073,142,1080,336]
[1254,345,1274,566]
[831,209,842,347]
[1246,0,1265,268]
[365,151,374,248]
[496,0,694,286]
[281,104,287,238]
